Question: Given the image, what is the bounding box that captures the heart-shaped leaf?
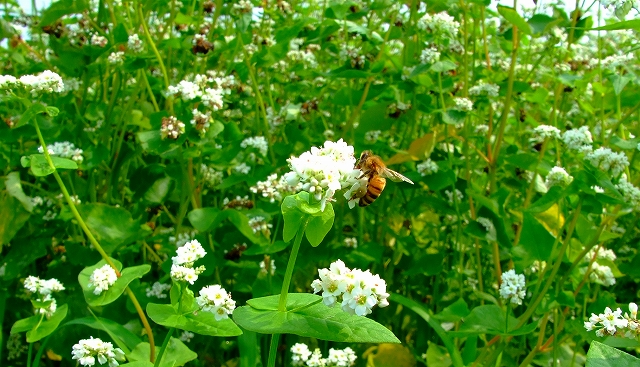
[11,304,68,342]
[233,294,399,343]
[147,303,243,337]
[79,259,151,306]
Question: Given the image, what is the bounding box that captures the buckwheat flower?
[201,87,224,110]
[615,176,640,211]
[417,12,460,39]
[37,295,58,318]
[232,0,253,13]
[420,46,440,64]
[24,276,41,293]
[364,130,382,144]
[248,216,272,237]
[453,97,473,112]
[0,75,19,90]
[39,141,84,163]
[201,164,223,188]
[307,349,326,367]
[545,166,573,188]
[630,302,638,319]
[160,116,185,140]
[417,159,438,176]
[145,282,172,298]
[586,147,629,177]
[195,284,236,320]
[24,276,65,295]
[90,34,108,47]
[499,269,526,306]
[585,247,617,262]
[170,265,201,284]
[562,126,593,153]
[259,258,276,276]
[107,51,125,65]
[179,331,194,343]
[444,189,463,205]
[284,139,361,211]
[250,173,301,203]
[234,162,251,175]
[19,70,64,95]
[190,109,211,133]
[241,136,269,156]
[167,80,201,101]
[469,82,499,98]
[172,239,207,265]
[291,343,312,366]
[532,125,561,143]
[588,263,616,286]
[327,347,357,367]
[88,265,118,295]
[343,237,358,248]
[127,34,143,53]
[71,337,125,367]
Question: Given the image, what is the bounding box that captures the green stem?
[33,119,156,363]
[27,342,33,367]
[32,335,52,367]
[278,219,309,311]
[138,4,171,91]
[153,328,175,367]
[267,333,281,367]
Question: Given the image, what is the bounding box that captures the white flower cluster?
[420,46,440,64]
[1,70,64,95]
[179,331,194,343]
[531,125,561,143]
[38,141,84,163]
[545,166,573,188]
[615,176,640,211]
[71,337,125,367]
[287,39,319,69]
[145,282,172,298]
[241,136,269,156]
[24,276,65,318]
[562,126,593,153]
[284,139,361,211]
[469,82,499,98]
[165,73,233,110]
[417,159,438,176]
[586,147,629,177]
[453,97,473,112]
[445,189,463,205]
[259,258,276,276]
[311,260,389,316]
[364,130,382,143]
[168,80,201,101]
[107,51,125,65]
[499,269,526,306]
[195,284,236,321]
[248,216,273,237]
[582,246,617,287]
[291,343,357,367]
[88,265,118,295]
[343,237,358,248]
[127,34,143,53]
[160,116,185,140]
[417,12,460,39]
[169,229,198,247]
[234,162,251,174]
[91,34,108,47]
[584,303,639,338]
[170,240,207,285]
[201,164,223,188]
[190,109,211,134]
[250,173,301,203]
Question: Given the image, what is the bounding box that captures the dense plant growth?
[2,0,640,366]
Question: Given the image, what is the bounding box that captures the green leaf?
[147,303,243,337]
[527,186,565,213]
[591,19,640,31]
[516,213,556,262]
[233,294,399,343]
[4,172,33,212]
[1,237,47,279]
[449,305,537,336]
[17,103,48,128]
[23,154,78,176]
[498,5,533,35]
[0,193,31,250]
[39,0,89,25]
[610,75,631,95]
[430,60,457,73]
[586,340,640,366]
[11,304,68,342]
[390,294,464,367]
[238,329,261,367]
[79,259,151,306]
[127,337,196,367]
[65,317,141,354]
[78,204,150,254]
[281,192,334,247]
[243,240,289,255]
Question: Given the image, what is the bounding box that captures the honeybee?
[352,150,414,207]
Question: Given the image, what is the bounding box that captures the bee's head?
[359,150,372,162]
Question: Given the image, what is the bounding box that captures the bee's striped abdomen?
[359,176,386,207]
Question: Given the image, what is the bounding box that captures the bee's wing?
[380,168,414,184]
